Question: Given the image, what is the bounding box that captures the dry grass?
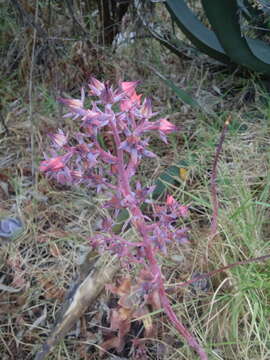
[1,2,270,359]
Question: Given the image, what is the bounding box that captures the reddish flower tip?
[48,129,68,148]
[58,98,83,108]
[120,80,142,111]
[158,118,177,134]
[88,77,105,96]
[166,195,177,206]
[39,156,65,172]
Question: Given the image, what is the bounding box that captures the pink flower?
[166,195,189,217]
[59,97,87,118]
[140,98,156,118]
[60,98,83,108]
[121,81,139,96]
[70,170,83,180]
[88,77,105,96]
[177,205,189,217]
[158,118,177,134]
[39,153,72,172]
[39,156,65,172]
[49,129,68,148]
[166,195,177,206]
[120,81,142,111]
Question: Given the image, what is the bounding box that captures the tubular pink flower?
[166,195,177,206]
[49,129,68,148]
[59,97,87,118]
[121,81,139,97]
[158,118,177,134]
[120,81,142,111]
[39,156,65,172]
[39,152,72,173]
[60,98,83,108]
[177,205,189,217]
[140,98,155,118]
[70,170,83,180]
[88,77,105,96]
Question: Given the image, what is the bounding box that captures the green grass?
[163,80,270,358]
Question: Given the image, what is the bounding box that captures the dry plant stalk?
[35,252,119,360]
[209,115,231,245]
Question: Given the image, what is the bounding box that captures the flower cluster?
[40,78,176,185]
[40,78,207,359]
[40,78,188,259]
[40,78,188,258]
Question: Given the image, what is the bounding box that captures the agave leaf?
[165,0,231,64]
[134,0,193,60]
[256,0,270,15]
[201,0,270,76]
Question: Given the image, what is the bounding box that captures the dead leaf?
[107,277,131,297]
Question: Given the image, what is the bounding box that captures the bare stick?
[173,253,270,289]
[28,0,39,180]
[34,253,119,360]
[209,115,231,242]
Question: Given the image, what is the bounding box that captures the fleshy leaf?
[201,0,270,76]
[165,0,231,64]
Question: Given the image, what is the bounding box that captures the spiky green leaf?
[165,0,231,64]
[201,0,270,76]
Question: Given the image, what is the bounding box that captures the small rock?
[0,217,23,239]
[190,272,210,293]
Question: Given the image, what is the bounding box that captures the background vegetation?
[1,1,270,359]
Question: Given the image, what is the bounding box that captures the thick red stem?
[159,282,208,359]
[110,118,208,359]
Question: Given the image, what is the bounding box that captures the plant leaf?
[239,0,265,19]
[201,0,270,76]
[147,22,192,59]
[112,208,130,234]
[152,161,188,200]
[165,0,231,64]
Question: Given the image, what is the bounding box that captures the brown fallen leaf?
[34,252,119,360]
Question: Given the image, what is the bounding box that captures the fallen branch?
[34,252,119,360]
[173,253,270,289]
